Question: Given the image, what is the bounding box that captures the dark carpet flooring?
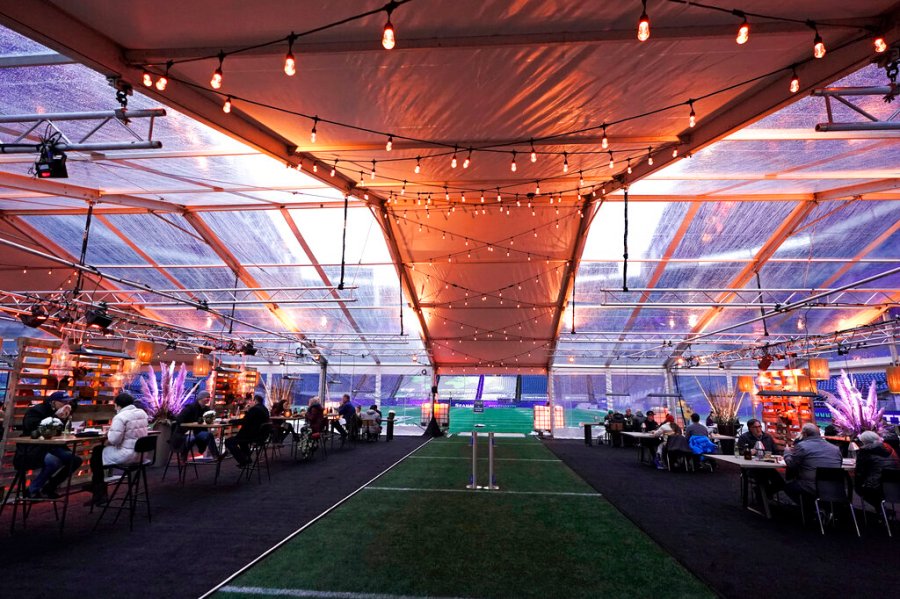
[0,436,426,599]
[545,439,896,599]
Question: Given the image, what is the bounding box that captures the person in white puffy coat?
[87,392,149,505]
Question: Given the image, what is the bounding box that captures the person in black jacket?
[174,391,219,458]
[224,394,270,466]
[15,391,83,499]
[854,430,900,508]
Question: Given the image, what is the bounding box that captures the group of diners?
[12,389,385,513]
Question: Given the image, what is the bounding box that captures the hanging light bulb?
[735,15,750,45]
[672,147,678,158]
[637,0,650,41]
[386,135,393,151]
[370,160,376,180]
[155,60,172,91]
[284,34,298,76]
[626,159,632,174]
[461,191,466,202]
[874,35,888,53]
[809,22,826,58]
[210,51,225,89]
[535,181,541,194]
[444,186,450,201]
[647,147,653,165]
[451,147,458,168]
[688,100,696,127]
[310,117,318,143]
[142,71,153,87]
[579,171,584,187]
[562,152,569,173]
[790,67,800,93]
[480,191,485,203]
[331,159,337,177]
[497,188,502,202]
[382,7,396,49]
[608,151,615,169]
[530,140,537,163]
[510,151,517,172]
[222,96,232,113]
[463,149,471,168]
[414,156,421,174]
[601,125,609,149]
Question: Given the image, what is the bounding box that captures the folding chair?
[814,467,860,537]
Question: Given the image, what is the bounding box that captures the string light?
[626,159,632,175]
[579,171,584,187]
[601,125,609,149]
[401,180,406,195]
[222,96,232,113]
[386,135,393,151]
[672,147,678,158]
[451,147,458,168]
[331,159,337,177]
[284,33,298,76]
[562,152,569,173]
[414,156,421,174]
[530,140,537,163]
[874,34,888,53]
[142,71,153,87]
[608,151,615,169]
[463,149,471,169]
[647,147,653,165]
[535,181,541,194]
[480,191,485,203]
[510,150,517,172]
[310,117,318,143]
[382,5,396,50]
[688,100,696,127]
[809,22,826,58]
[790,66,800,93]
[637,0,650,41]
[210,51,224,89]
[370,160,376,180]
[735,13,750,45]
[155,62,171,91]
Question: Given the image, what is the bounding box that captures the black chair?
[236,423,273,484]
[665,435,695,472]
[880,468,900,538]
[814,467,860,537]
[94,434,158,531]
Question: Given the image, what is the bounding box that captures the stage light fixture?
[85,302,114,330]
[19,304,48,328]
[242,340,257,356]
[34,145,68,179]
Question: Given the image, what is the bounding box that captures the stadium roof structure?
[0,1,898,374]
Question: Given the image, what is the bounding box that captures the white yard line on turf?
[217,586,467,599]
[199,439,434,599]
[365,486,601,497]
[407,456,559,462]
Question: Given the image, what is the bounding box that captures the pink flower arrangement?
[822,370,885,437]
[138,362,201,423]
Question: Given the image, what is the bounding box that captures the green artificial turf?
[217,437,714,599]
[448,407,535,434]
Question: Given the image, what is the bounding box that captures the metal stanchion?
[466,430,478,489]
[487,432,499,490]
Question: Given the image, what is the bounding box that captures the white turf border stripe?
[408,456,558,462]
[199,439,434,599]
[217,586,466,599]
[365,486,601,497]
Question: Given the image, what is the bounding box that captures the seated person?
[706,412,716,427]
[224,394,270,467]
[87,393,149,505]
[643,410,659,432]
[269,399,295,443]
[15,391,82,499]
[631,410,646,432]
[608,411,626,447]
[684,412,710,438]
[334,394,358,441]
[360,404,383,438]
[737,419,785,498]
[296,397,326,459]
[174,391,219,459]
[651,414,680,469]
[854,430,900,508]
[783,423,842,505]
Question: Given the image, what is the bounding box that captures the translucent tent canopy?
[0,1,897,374]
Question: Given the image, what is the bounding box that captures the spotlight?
[34,145,68,179]
[757,355,773,371]
[242,340,257,356]
[19,304,48,328]
[85,303,113,330]
[718,362,725,370]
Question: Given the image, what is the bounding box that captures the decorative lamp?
[736,375,754,393]
[193,354,211,377]
[887,365,900,394]
[122,359,141,376]
[796,375,815,393]
[135,340,153,364]
[808,358,830,381]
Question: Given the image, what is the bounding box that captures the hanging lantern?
[193,354,211,377]
[122,359,141,376]
[808,358,830,381]
[135,340,153,364]
[795,375,814,393]
[887,365,900,394]
[737,375,754,393]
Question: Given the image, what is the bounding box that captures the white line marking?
[199,439,434,599]
[407,456,558,462]
[218,586,467,599]
[365,486,600,497]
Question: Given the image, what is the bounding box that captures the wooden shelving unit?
[0,338,126,493]
[755,369,817,451]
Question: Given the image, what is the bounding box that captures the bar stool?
[94,435,158,531]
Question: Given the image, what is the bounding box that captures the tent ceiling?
[0,1,898,372]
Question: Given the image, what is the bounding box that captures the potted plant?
[823,370,886,438]
[137,362,202,466]
[699,384,744,454]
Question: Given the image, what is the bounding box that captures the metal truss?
[814,86,900,132]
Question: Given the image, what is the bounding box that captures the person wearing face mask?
[86,392,149,506]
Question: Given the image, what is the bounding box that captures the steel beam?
[0,52,74,68]
[0,171,182,212]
